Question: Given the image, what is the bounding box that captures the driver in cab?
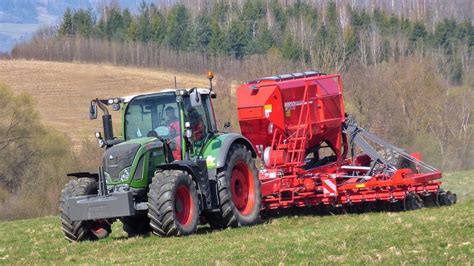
[165,106,181,160]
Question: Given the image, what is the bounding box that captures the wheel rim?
[230,161,256,215]
[90,221,109,239]
[175,185,193,227]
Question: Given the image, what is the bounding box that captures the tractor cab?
[122,88,217,160]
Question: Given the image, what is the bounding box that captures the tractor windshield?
[124,93,180,142]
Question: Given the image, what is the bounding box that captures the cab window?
[124,93,180,141]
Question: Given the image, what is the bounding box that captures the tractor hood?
[103,137,162,183]
[103,143,141,182]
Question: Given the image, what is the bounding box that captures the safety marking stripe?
[323,179,337,193]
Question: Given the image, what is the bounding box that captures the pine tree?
[137,2,151,42]
[227,20,248,59]
[208,19,227,55]
[72,9,94,37]
[166,4,191,51]
[253,22,274,54]
[281,33,301,61]
[105,9,125,40]
[195,12,212,52]
[59,8,74,36]
[150,6,166,44]
[128,20,139,41]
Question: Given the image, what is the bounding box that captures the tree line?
[49,1,473,85]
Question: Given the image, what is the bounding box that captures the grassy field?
[0,171,472,265]
[0,60,210,147]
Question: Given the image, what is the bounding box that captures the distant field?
[0,60,210,147]
[0,171,472,264]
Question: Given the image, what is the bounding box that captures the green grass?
[441,171,474,203]
[1,171,473,265]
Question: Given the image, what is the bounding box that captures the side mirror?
[89,101,97,120]
[189,88,202,107]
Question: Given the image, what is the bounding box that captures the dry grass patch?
[0,60,209,147]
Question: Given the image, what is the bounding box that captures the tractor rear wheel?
[59,178,111,242]
[205,144,261,229]
[147,170,199,237]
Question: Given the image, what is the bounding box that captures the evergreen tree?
[58,8,74,36]
[409,21,427,51]
[343,27,357,57]
[166,4,191,51]
[122,9,133,31]
[137,2,152,42]
[72,9,94,37]
[127,20,139,41]
[270,0,287,33]
[105,9,125,40]
[281,33,301,61]
[208,19,227,55]
[227,20,248,59]
[150,7,166,44]
[195,12,211,52]
[252,22,274,54]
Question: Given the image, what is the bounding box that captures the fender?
[214,133,257,169]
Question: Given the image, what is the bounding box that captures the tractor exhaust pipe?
[102,113,114,141]
[90,99,114,141]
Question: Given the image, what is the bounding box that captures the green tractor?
[59,73,261,241]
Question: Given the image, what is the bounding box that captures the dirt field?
[0,60,210,146]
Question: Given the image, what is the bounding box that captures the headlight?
[119,167,131,181]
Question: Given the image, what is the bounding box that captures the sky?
[0,0,160,52]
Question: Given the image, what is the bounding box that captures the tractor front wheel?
[147,170,199,237]
[59,178,111,242]
[205,144,261,229]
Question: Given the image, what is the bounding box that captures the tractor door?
[184,93,217,157]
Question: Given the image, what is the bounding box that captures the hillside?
[0,60,210,147]
[0,171,472,264]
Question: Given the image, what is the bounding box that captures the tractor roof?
[122,88,211,103]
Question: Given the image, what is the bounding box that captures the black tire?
[403,192,424,211]
[423,193,439,207]
[59,178,111,242]
[439,190,457,206]
[121,216,150,237]
[147,170,199,237]
[205,144,261,229]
